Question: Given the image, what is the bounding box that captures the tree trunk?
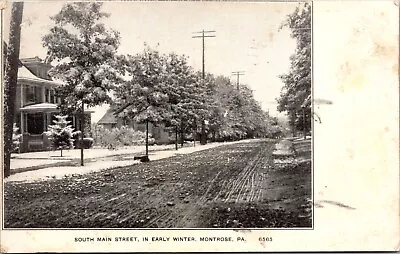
[61,149,63,157]
[180,120,184,147]
[200,119,206,145]
[80,101,84,166]
[302,107,307,140]
[175,125,178,150]
[3,2,24,178]
[193,119,196,147]
[145,120,149,156]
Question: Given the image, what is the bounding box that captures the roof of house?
[20,56,43,63]
[19,65,40,79]
[17,65,61,86]
[20,56,53,80]
[97,109,117,124]
[18,63,63,86]
[3,49,60,86]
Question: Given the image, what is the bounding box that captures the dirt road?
[4,139,312,228]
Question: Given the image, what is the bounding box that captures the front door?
[27,113,44,134]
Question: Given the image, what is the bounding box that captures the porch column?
[20,112,24,133]
[24,113,28,133]
[48,113,52,125]
[43,113,47,132]
[41,87,46,103]
[20,84,24,107]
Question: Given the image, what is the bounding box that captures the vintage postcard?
[0,0,399,252]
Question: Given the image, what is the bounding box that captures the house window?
[45,88,56,104]
[27,113,44,134]
[25,85,41,105]
[50,90,56,104]
[45,88,49,102]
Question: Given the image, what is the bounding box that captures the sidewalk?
[6,141,243,183]
[10,144,176,172]
[272,137,311,165]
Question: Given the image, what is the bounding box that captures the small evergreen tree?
[12,123,22,153]
[46,115,77,157]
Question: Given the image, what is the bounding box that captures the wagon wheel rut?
[173,141,274,227]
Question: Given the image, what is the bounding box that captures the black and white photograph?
[2,1,312,229]
[1,0,399,253]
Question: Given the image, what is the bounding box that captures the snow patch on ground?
[6,160,140,183]
[273,157,310,165]
[273,139,295,156]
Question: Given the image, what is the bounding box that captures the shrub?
[91,124,155,148]
[12,123,22,153]
[75,137,94,149]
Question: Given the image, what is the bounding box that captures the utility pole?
[232,71,245,90]
[192,30,216,78]
[192,30,216,145]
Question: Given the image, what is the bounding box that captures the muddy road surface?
[5,139,312,228]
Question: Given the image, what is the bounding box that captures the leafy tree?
[164,53,199,149]
[114,46,172,156]
[195,72,219,144]
[212,75,237,140]
[214,78,250,140]
[114,49,275,147]
[277,3,311,135]
[3,2,24,178]
[211,75,272,141]
[42,2,123,164]
[45,115,78,157]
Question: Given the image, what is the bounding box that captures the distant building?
[97,109,118,130]
[97,109,174,145]
[15,57,92,152]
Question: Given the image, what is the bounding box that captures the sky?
[4,1,299,122]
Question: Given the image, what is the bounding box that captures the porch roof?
[20,103,95,113]
[20,103,59,113]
